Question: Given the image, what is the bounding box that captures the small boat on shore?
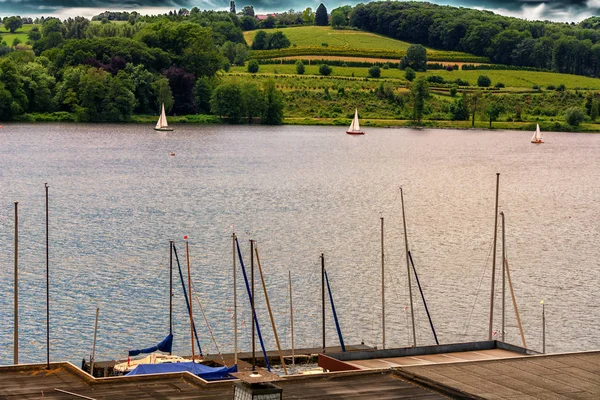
[531,124,543,143]
[347,109,364,135]
[155,103,173,131]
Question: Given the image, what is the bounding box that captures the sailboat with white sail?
[346,108,364,135]
[530,124,543,143]
[155,103,173,131]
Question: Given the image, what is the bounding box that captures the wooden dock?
[3,349,598,399]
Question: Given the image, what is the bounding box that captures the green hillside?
[245,26,414,51]
[245,26,486,63]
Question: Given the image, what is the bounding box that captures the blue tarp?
[128,333,173,357]
[126,362,237,381]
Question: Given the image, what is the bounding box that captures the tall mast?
[185,236,195,361]
[501,211,506,342]
[14,201,18,365]
[321,253,326,352]
[233,233,237,366]
[169,240,173,341]
[489,173,500,340]
[45,183,50,369]
[255,246,287,375]
[289,271,295,375]
[250,240,256,372]
[400,187,416,347]
[381,217,385,350]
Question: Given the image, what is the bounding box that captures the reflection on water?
[0,123,598,365]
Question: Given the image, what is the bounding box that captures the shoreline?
[7,113,600,133]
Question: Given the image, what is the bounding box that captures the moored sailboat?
[531,124,543,143]
[155,103,173,131]
[346,108,364,135]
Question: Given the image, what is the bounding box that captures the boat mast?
[90,307,99,375]
[400,187,416,347]
[489,173,500,340]
[250,240,256,372]
[321,253,326,352]
[14,201,18,365]
[45,183,50,369]
[185,236,195,361]
[381,217,385,350]
[289,271,295,374]
[233,233,237,366]
[501,212,506,342]
[505,257,527,348]
[255,245,288,375]
[169,240,173,343]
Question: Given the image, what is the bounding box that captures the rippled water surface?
[1,123,598,365]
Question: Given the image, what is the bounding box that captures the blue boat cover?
[126,362,237,380]
[128,333,173,357]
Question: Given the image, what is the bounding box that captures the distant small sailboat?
[346,108,364,135]
[155,103,173,131]
[531,124,543,143]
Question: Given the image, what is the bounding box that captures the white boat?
[155,103,173,131]
[346,108,364,135]
[531,124,543,143]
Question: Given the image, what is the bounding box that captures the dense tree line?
[349,1,600,77]
[0,10,286,123]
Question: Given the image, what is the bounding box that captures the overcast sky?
[0,0,598,22]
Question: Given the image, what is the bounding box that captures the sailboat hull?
[531,140,543,143]
[154,127,174,131]
[346,130,364,135]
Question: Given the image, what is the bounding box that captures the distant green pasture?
[244,26,414,51]
[0,23,37,46]
[231,64,600,90]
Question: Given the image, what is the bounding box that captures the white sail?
[155,103,170,130]
[347,108,363,133]
[352,109,361,132]
[531,124,542,143]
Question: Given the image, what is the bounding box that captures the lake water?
[0,123,598,366]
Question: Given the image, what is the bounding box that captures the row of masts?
[9,175,538,369]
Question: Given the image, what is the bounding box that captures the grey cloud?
[1,0,598,22]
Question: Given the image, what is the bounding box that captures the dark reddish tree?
[164,65,196,115]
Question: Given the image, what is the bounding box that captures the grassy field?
[0,23,36,46]
[244,26,415,51]
[230,64,600,90]
[245,26,485,62]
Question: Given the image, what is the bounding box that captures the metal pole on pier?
[169,240,173,343]
[45,183,50,369]
[185,236,195,361]
[501,211,506,342]
[489,173,500,341]
[321,253,326,352]
[541,300,545,353]
[251,240,256,372]
[14,201,18,365]
[400,187,416,347]
[381,217,385,350]
[233,233,238,366]
[90,308,99,376]
[289,271,295,375]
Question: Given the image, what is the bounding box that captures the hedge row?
[249,47,490,63]
[258,59,463,71]
[461,64,552,72]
